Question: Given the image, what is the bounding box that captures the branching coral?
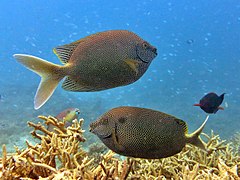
[87,142,108,165]
[230,131,240,155]
[0,115,134,179]
[0,115,88,179]
[0,115,239,179]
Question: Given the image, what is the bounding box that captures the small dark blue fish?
[194,92,225,114]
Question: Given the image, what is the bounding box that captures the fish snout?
[89,123,95,132]
[89,125,95,133]
[152,47,157,55]
[89,127,93,132]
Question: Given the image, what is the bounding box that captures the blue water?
[0,1,240,150]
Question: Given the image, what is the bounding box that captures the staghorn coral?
[0,115,239,179]
[87,142,108,165]
[0,115,133,180]
[230,131,240,155]
[0,115,87,179]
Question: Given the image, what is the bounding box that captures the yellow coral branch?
[31,162,58,174]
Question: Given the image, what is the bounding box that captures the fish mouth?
[89,127,93,132]
[89,123,95,132]
[89,126,96,133]
[152,47,157,56]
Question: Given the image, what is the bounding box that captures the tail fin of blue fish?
[186,115,210,150]
[13,54,65,109]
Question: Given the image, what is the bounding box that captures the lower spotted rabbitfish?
[13,30,157,109]
[90,106,209,159]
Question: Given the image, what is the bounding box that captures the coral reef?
[230,131,240,155]
[0,115,239,179]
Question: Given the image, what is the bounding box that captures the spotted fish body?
[61,30,157,91]
[90,106,209,159]
[13,30,157,109]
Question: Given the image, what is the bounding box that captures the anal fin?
[62,77,96,92]
[218,106,224,110]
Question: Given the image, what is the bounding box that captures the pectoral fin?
[124,59,139,75]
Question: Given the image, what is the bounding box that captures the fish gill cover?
[0,0,240,179]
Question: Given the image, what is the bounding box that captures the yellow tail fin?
[13,54,65,109]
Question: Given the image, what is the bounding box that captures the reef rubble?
[0,115,239,179]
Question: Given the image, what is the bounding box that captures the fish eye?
[142,42,148,49]
[75,109,80,114]
[102,118,108,125]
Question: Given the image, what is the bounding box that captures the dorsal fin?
[174,118,188,134]
[53,41,80,64]
[185,115,210,150]
[189,115,209,138]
